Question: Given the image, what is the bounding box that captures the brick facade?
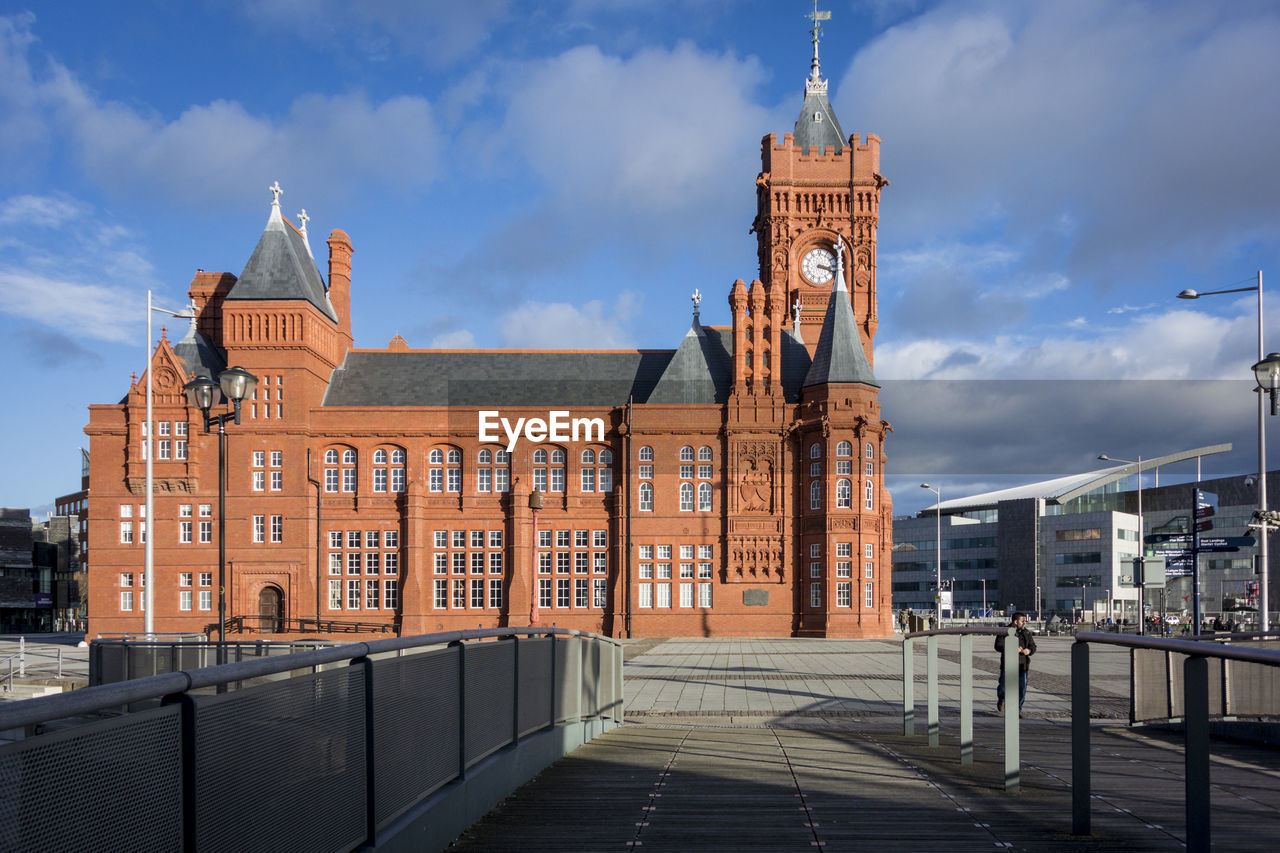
[85,68,894,640]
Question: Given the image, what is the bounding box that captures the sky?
[1,0,1278,519]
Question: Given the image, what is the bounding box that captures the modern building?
[84,25,895,639]
[893,444,1275,628]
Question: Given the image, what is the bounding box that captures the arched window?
[429,447,461,493]
[388,446,405,493]
[391,449,405,465]
[373,448,388,492]
[581,449,595,464]
[810,443,821,459]
[549,448,565,492]
[836,441,852,457]
[638,445,653,462]
[599,449,613,465]
[373,449,387,465]
[679,482,694,511]
[698,446,713,461]
[534,448,547,464]
[865,442,874,459]
[343,449,356,465]
[429,449,443,465]
[447,449,461,465]
[324,449,338,465]
[697,482,712,512]
[679,446,695,462]
[810,480,821,510]
[865,480,874,510]
[495,449,509,464]
[836,479,852,508]
[639,482,654,511]
[323,446,353,492]
[478,449,492,464]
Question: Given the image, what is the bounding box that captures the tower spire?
[806,1,832,93]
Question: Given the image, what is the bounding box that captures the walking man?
[995,612,1035,713]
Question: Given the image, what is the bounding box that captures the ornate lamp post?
[184,366,258,663]
[529,489,544,626]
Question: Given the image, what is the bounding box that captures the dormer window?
[814,112,822,122]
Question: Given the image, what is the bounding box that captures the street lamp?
[184,366,258,663]
[921,483,942,625]
[1099,453,1146,635]
[529,489,544,626]
[144,293,194,635]
[1179,271,1269,632]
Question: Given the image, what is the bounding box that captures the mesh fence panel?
[517,638,553,738]
[598,640,618,719]
[1226,659,1280,716]
[580,638,601,718]
[464,641,515,767]
[371,647,461,828]
[553,636,581,723]
[194,666,366,852]
[0,705,183,853]
[1131,648,1171,721]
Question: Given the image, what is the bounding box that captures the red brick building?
[85,43,893,639]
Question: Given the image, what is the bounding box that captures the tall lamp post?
[144,293,193,635]
[1252,351,1280,632]
[1179,272,1268,632]
[184,367,258,663]
[921,483,942,625]
[1100,453,1146,635]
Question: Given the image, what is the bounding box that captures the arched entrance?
[258,585,284,633]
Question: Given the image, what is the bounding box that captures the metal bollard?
[19,636,25,677]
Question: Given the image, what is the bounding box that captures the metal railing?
[0,626,623,852]
[89,636,335,685]
[902,626,1024,790]
[1071,632,1280,852]
[217,614,397,635]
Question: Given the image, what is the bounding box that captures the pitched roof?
[646,314,732,404]
[171,315,226,382]
[323,327,814,409]
[225,198,338,322]
[803,252,877,389]
[793,86,846,155]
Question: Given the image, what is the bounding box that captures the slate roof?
[793,86,846,155]
[803,259,878,389]
[323,327,815,408]
[646,314,732,404]
[172,316,225,382]
[225,201,338,322]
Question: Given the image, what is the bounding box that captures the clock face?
[801,248,836,284]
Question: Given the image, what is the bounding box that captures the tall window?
[324,449,339,492]
[865,480,874,510]
[837,479,852,508]
[679,482,694,512]
[580,449,596,492]
[810,480,821,510]
[697,482,712,512]
[533,449,547,492]
[429,448,444,492]
[373,449,388,492]
[598,449,613,493]
[342,449,357,492]
[810,443,822,459]
[639,482,654,512]
[390,449,406,492]
[549,448,565,492]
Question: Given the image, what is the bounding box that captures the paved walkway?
[451,637,1280,852]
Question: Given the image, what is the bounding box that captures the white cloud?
[0,194,85,228]
[497,292,639,349]
[0,14,442,208]
[0,268,138,344]
[430,329,478,349]
[501,42,774,215]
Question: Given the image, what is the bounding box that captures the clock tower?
[750,8,887,364]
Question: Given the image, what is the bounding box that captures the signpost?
[1192,489,1218,635]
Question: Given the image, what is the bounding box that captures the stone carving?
[739,459,772,512]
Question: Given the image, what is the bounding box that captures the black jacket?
[995,625,1036,672]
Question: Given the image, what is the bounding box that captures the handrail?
[1070,631,1280,852]
[2,626,614,733]
[902,626,1023,791]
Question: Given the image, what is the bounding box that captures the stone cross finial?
[269,181,283,205]
[692,288,702,314]
[296,209,310,235]
[792,298,802,327]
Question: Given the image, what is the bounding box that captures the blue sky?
[1,0,1278,517]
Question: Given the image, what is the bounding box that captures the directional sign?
[1145,533,1192,544]
[1195,518,1214,532]
[1195,489,1217,519]
[1197,536,1256,549]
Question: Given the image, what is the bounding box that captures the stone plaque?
[742,589,769,607]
